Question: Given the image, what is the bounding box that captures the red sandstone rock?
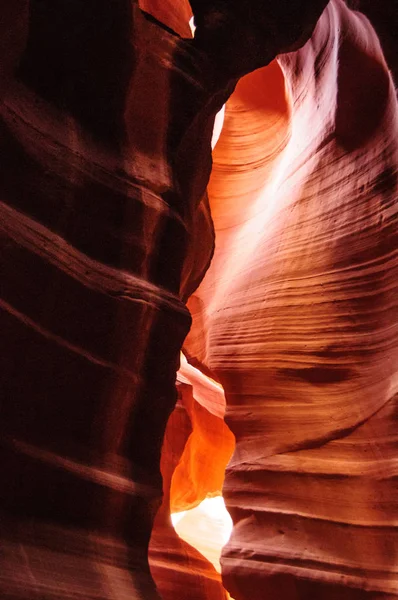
[1,1,397,599]
[0,3,223,597]
[149,386,229,600]
[186,1,398,598]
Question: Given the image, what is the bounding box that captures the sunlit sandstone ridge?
[1,1,398,599]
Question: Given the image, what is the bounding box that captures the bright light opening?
[171,495,233,573]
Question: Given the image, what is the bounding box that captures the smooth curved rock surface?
[1,0,397,599]
[186,1,398,598]
[149,381,229,600]
[170,355,235,512]
[0,2,227,597]
[347,1,398,82]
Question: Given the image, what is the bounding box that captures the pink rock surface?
[186,1,398,598]
[1,1,397,599]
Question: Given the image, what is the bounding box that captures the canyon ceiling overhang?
[0,1,397,599]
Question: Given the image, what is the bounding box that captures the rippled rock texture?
[0,2,223,597]
[186,1,398,598]
[1,0,397,599]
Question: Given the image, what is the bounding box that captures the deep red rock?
[1,1,397,599]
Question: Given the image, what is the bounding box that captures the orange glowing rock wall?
[149,359,233,600]
[1,1,397,599]
[186,1,398,598]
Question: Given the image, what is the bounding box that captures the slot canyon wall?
[0,1,397,599]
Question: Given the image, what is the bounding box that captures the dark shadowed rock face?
[348,0,398,82]
[0,3,222,598]
[190,0,330,79]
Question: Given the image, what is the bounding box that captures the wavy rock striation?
[0,2,226,597]
[1,0,397,599]
[186,1,398,598]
